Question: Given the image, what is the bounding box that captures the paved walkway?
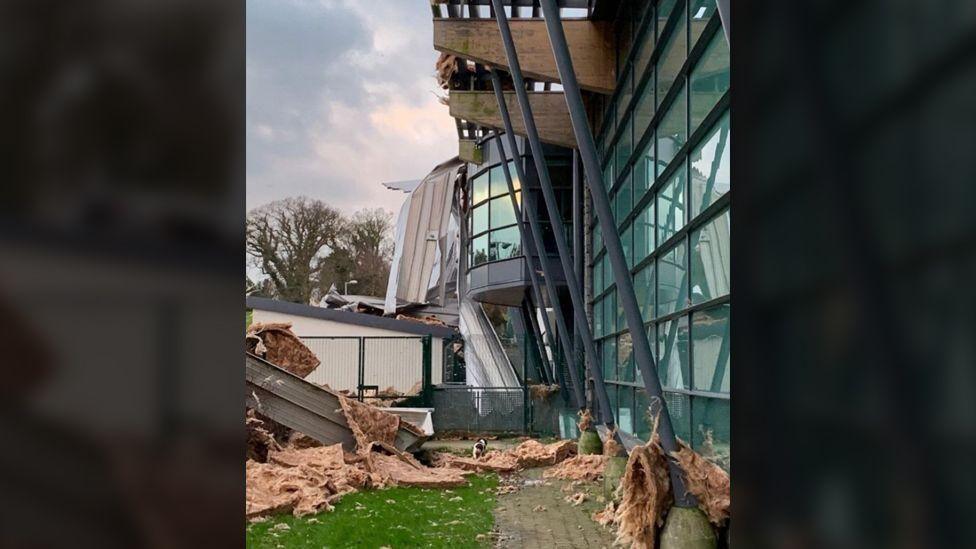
[491,468,615,548]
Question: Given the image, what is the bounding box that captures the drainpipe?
[487,4,618,444]
[537,0,694,506]
[491,130,584,410]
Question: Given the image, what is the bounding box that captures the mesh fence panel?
[431,387,525,433]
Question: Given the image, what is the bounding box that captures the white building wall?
[250,309,443,393]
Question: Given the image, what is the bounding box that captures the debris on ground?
[246,322,320,378]
[565,492,587,506]
[246,409,283,462]
[528,384,560,401]
[544,454,608,482]
[671,441,730,524]
[395,313,448,327]
[592,501,617,527]
[532,505,547,512]
[431,439,577,473]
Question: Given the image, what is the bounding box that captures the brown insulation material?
[528,384,560,401]
[592,501,617,527]
[432,439,577,473]
[543,454,608,482]
[365,443,470,489]
[603,428,624,457]
[246,410,283,463]
[672,441,730,525]
[578,409,593,432]
[246,443,470,520]
[614,439,672,549]
[246,322,320,378]
[435,52,457,90]
[338,395,401,450]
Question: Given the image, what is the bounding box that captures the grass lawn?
[246,474,499,548]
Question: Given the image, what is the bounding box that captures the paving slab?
[491,467,615,548]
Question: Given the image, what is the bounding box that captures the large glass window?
[472,234,488,266]
[634,138,654,201]
[689,0,717,45]
[657,85,687,173]
[690,209,730,304]
[690,112,730,216]
[690,31,730,132]
[618,385,635,433]
[602,337,616,381]
[691,397,730,468]
[635,262,655,321]
[489,195,517,228]
[692,305,730,393]
[616,172,633,225]
[656,10,687,108]
[664,391,692,441]
[657,315,689,389]
[472,172,489,205]
[657,241,686,317]
[634,200,654,263]
[617,331,634,382]
[490,226,521,261]
[473,203,489,235]
[656,165,686,244]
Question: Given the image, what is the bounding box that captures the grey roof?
[246,297,456,338]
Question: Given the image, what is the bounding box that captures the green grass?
[246,474,499,548]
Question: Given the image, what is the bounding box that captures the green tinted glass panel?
[594,296,604,337]
[664,391,692,441]
[489,164,507,197]
[658,316,689,389]
[618,331,634,382]
[616,173,633,225]
[634,200,654,263]
[472,235,489,266]
[618,385,635,434]
[602,337,616,381]
[656,11,687,108]
[616,289,626,330]
[692,305,730,393]
[472,172,489,205]
[593,257,604,295]
[634,138,654,201]
[622,225,634,268]
[656,164,686,244]
[690,31,730,132]
[635,262,655,322]
[690,112,730,216]
[607,384,619,423]
[605,291,617,334]
[689,0,717,45]
[657,240,687,317]
[635,388,651,441]
[634,73,655,141]
[593,222,604,254]
[473,203,489,235]
[616,118,633,176]
[617,68,634,129]
[603,156,614,189]
[690,209,730,304]
[692,397,730,470]
[657,85,687,172]
[490,226,522,261]
[489,196,517,229]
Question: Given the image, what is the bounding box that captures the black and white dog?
[472,438,488,459]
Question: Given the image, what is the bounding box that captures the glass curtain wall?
[589,0,730,469]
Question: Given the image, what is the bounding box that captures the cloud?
[246,0,456,215]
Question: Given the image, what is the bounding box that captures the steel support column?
[491,131,583,409]
[489,1,617,438]
[538,0,694,505]
[572,148,585,407]
[522,294,555,387]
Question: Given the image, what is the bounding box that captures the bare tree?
[246,197,343,303]
[318,208,394,297]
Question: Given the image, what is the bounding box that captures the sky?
[246,0,457,216]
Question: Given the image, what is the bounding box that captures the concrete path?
[491,468,615,548]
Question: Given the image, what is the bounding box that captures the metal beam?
[489,1,618,443]
[491,130,584,409]
[538,0,694,505]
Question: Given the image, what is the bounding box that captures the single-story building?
[246,297,456,395]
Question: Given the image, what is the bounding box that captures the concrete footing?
[660,507,717,549]
[578,430,603,455]
[603,455,627,500]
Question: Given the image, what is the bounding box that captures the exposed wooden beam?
[434,18,615,94]
[450,91,579,149]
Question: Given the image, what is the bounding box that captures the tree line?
[246,197,394,304]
